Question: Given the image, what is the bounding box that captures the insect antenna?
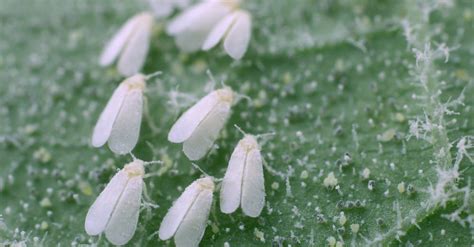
[145,71,162,80]
[191,163,223,182]
[234,124,248,136]
[206,69,217,91]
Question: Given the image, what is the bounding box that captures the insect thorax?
[124,74,146,91]
[222,0,241,10]
[240,135,259,151]
[197,177,215,191]
[124,160,145,178]
[216,87,234,104]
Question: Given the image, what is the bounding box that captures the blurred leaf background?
[0,0,472,246]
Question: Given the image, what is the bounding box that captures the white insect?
[99,12,154,76]
[167,0,252,59]
[85,159,145,245]
[92,74,146,155]
[168,86,235,160]
[159,177,215,247]
[202,9,251,60]
[220,133,265,217]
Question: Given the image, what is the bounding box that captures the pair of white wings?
[168,90,231,160]
[85,170,143,245]
[100,12,153,76]
[220,138,265,217]
[167,1,251,59]
[202,10,252,60]
[92,82,143,155]
[159,179,213,247]
[167,0,231,52]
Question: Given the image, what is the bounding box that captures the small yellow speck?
[21,124,38,135]
[79,181,93,196]
[378,129,396,142]
[361,16,371,27]
[191,59,208,74]
[211,222,219,234]
[253,99,263,108]
[105,158,115,168]
[335,59,345,71]
[454,69,470,81]
[394,113,405,122]
[283,72,292,84]
[40,221,48,230]
[271,182,279,190]
[254,228,265,242]
[40,198,52,208]
[178,53,189,63]
[339,212,347,226]
[253,90,268,108]
[464,9,472,21]
[300,170,309,179]
[33,147,52,163]
[157,153,173,176]
[351,224,360,233]
[327,236,336,247]
[105,67,119,78]
[171,62,185,75]
[362,168,370,180]
[323,172,338,188]
[398,182,405,194]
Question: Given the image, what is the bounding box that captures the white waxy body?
[92,74,146,155]
[85,160,145,245]
[168,87,234,160]
[159,177,215,247]
[99,12,154,76]
[167,0,252,59]
[220,135,265,217]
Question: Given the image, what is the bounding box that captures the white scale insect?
[220,130,266,217]
[85,159,150,245]
[91,74,148,155]
[168,86,235,161]
[99,12,154,76]
[159,177,215,247]
[167,0,252,59]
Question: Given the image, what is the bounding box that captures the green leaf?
[1,0,472,246]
